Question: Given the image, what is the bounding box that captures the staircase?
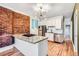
[0,47,24,56]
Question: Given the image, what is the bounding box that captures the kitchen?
[0,3,75,56]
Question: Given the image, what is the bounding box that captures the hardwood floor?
[0,47,24,56]
[48,40,75,56]
[0,40,76,56]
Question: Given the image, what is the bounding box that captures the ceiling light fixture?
[34,3,50,21]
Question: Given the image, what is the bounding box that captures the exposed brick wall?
[13,12,30,34]
[0,6,30,34]
[0,6,13,34]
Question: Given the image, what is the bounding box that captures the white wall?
[74,10,78,52]
[64,18,71,38]
[30,16,39,35]
[70,21,72,41]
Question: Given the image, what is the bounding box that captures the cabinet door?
[45,33,54,41]
[55,18,64,29]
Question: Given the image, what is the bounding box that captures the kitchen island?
[13,34,48,56]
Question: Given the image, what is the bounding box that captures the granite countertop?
[13,34,48,44]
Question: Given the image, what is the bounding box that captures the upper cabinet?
[39,16,64,29]
[38,16,64,34]
[55,17,64,29]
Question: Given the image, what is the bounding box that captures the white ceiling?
[0,3,75,18]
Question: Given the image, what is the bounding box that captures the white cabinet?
[14,38,48,56]
[15,39,38,56]
[45,33,54,41]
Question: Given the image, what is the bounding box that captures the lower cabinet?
[45,33,54,41]
[14,38,48,56]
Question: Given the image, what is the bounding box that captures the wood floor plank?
[0,47,24,56]
[48,40,75,56]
